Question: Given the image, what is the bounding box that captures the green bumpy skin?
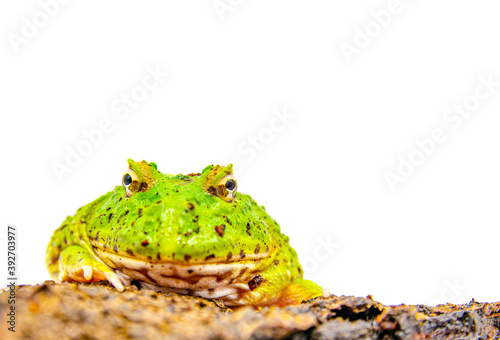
[46,159,323,306]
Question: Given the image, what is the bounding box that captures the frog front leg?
[57,245,124,291]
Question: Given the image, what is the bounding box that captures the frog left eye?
[122,169,140,197]
[217,175,237,203]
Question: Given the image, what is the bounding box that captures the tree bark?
[1,281,499,339]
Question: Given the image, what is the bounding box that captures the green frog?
[46,159,323,306]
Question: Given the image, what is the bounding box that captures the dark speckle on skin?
[184,255,191,261]
[214,224,226,237]
[226,252,232,261]
[187,202,195,210]
[223,215,232,226]
[239,249,246,259]
[57,224,68,232]
[108,213,113,222]
[157,252,161,260]
[124,210,129,215]
[138,208,143,217]
[248,275,263,290]
[113,244,118,253]
[246,222,252,236]
[126,248,134,256]
[106,207,111,211]
[207,186,217,196]
[188,269,193,274]
[254,244,260,254]
[141,240,149,246]
[205,254,215,261]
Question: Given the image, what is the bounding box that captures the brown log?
[1,281,499,339]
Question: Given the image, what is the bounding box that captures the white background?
[1,0,499,306]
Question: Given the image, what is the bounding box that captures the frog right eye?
[122,169,140,197]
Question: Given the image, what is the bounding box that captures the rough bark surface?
[1,281,499,339]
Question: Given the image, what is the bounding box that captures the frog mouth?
[93,248,273,305]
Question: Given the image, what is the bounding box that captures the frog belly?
[94,249,264,302]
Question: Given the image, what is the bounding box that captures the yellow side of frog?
[46,159,323,306]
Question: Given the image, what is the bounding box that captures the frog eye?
[122,169,140,197]
[217,174,237,203]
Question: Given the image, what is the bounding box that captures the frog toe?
[81,262,125,291]
[57,270,70,283]
[102,270,124,292]
[83,265,93,280]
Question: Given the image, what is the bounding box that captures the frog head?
[90,159,279,265]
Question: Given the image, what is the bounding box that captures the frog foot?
[275,278,323,306]
[57,245,124,292]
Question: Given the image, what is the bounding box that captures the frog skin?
[46,159,323,307]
